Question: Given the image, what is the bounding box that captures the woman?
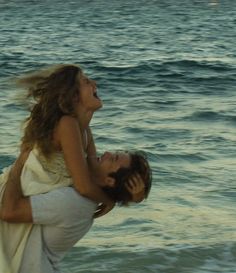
[18,64,114,209]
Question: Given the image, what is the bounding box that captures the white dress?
[0,148,73,273]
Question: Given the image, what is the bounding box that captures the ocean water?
[1,0,236,272]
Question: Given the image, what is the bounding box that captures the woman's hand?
[93,200,115,218]
[125,174,146,203]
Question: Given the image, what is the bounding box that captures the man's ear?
[105,177,116,187]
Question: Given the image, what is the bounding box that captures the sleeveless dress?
[0,148,74,273]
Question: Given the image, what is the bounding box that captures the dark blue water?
[1,0,236,272]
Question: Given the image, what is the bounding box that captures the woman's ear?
[105,177,116,187]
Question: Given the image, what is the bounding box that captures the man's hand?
[93,200,115,218]
[125,173,146,203]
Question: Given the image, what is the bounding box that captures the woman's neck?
[76,108,94,130]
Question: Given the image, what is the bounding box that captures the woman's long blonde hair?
[19,64,82,157]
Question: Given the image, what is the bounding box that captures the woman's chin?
[94,100,103,111]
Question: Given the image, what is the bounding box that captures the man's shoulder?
[37,186,97,209]
[31,186,97,226]
[53,186,95,205]
[52,187,97,226]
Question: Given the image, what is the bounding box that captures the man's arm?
[1,150,33,223]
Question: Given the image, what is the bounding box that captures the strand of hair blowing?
[21,65,82,157]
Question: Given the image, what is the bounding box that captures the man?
[0,150,152,273]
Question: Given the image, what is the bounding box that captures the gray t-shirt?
[19,186,97,273]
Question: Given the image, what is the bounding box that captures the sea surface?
[1,0,236,272]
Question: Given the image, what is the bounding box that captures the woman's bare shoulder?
[58,115,78,127]
[56,115,81,134]
[53,115,81,149]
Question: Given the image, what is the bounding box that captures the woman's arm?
[1,150,33,222]
[56,116,113,207]
[86,126,100,172]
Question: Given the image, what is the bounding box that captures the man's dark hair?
[103,151,152,205]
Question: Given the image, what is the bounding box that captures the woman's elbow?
[1,207,16,222]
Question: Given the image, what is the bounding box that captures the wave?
[156,152,208,163]
[185,110,236,124]
[82,59,236,91]
[91,62,162,75]
[60,242,236,273]
[0,155,15,171]
[90,59,235,75]
[162,59,236,71]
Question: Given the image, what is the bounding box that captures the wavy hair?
[103,151,152,205]
[19,64,83,157]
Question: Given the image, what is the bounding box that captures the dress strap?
[84,129,88,152]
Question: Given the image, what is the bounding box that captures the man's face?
[97,151,147,203]
[98,151,131,179]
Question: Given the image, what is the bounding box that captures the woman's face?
[77,73,103,111]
